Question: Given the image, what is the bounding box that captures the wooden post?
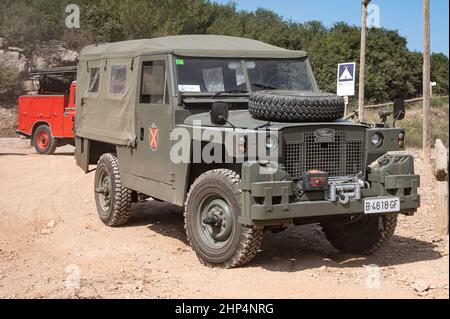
[358,0,371,123]
[423,0,431,164]
[435,139,449,235]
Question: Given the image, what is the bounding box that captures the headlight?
[371,133,383,147]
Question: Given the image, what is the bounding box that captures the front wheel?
[184,169,263,268]
[321,214,398,255]
[33,125,57,155]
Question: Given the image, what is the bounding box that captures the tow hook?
[338,191,350,205]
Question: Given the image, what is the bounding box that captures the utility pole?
[423,0,431,164]
[358,0,371,122]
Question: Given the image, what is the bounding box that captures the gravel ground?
[0,138,448,299]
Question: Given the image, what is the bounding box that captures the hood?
[183,110,367,130]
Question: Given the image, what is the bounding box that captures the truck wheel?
[321,214,398,255]
[33,125,57,155]
[184,169,263,268]
[94,153,132,227]
[248,90,344,122]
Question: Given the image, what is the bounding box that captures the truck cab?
[17,68,76,154]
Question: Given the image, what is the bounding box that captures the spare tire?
[248,90,345,122]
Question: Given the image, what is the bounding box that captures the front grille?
[284,129,363,179]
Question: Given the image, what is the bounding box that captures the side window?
[140,61,168,104]
[88,67,100,93]
[110,65,127,94]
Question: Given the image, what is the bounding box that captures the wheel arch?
[31,121,51,145]
[183,142,243,206]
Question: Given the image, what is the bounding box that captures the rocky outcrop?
[0,38,28,73]
[31,40,78,70]
[0,37,78,73]
[0,37,78,97]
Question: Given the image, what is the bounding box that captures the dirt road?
[0,138,448,299]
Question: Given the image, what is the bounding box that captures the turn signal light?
[398,131,405,148]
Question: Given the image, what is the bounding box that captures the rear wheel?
[33,125,57,155]
[184,169,263,268]
[321,214,398,254]
[94,153,132,226]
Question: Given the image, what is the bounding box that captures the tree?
[0,0,448,103]
[431,53,449,96]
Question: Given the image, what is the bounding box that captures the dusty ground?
[0,138,448,299]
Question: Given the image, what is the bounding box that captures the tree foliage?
[0,0,448,102]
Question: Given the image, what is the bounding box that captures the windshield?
[175,57,317,94]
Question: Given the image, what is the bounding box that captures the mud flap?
[75,137,90,173]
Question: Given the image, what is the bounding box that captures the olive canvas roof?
[78,35,308,60]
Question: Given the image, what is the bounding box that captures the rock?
[31,41,77,70]
[0,49,28,73]
[47,220,56,229]
[133,281,143,292]
[107,285,119,292]
[7,46,24,53]
[413,279,430,293]
[40,228,52,235]
[0,37,9,49]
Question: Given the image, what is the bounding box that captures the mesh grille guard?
[283,128,364,180]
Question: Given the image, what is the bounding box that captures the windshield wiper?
[252,83,278,90]
[213,90,248,97]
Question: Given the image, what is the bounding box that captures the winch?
[297,170,366,205]
[326,175,366,204]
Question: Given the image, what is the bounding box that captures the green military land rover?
[74,35,420,268]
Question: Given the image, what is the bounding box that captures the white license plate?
[364,197,400,214]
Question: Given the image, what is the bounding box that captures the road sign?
[337,62,356,96]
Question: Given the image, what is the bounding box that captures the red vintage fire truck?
[16,67,77,155]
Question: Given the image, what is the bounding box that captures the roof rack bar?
[28,66,77,76]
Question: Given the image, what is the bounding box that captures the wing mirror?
[210,101,229,125]
[393,99,406,121]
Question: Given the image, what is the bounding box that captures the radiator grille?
[284,129,363,179]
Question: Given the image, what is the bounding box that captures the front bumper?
[16,130,31,138]
[239,156,420,225]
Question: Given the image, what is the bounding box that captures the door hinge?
[170,173,175,184]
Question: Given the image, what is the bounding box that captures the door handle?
[140,127,144,141]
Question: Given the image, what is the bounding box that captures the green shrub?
[0,63,21,101]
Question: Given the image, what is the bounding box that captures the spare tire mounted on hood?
[248,90,345,122]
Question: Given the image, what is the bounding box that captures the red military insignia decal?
[149,125,158,151]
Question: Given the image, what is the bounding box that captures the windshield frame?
[173,56,319,98]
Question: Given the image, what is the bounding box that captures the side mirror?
[393,99,406,121]
[210,101,229,125]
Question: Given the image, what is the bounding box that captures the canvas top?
[78,35,308,60]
